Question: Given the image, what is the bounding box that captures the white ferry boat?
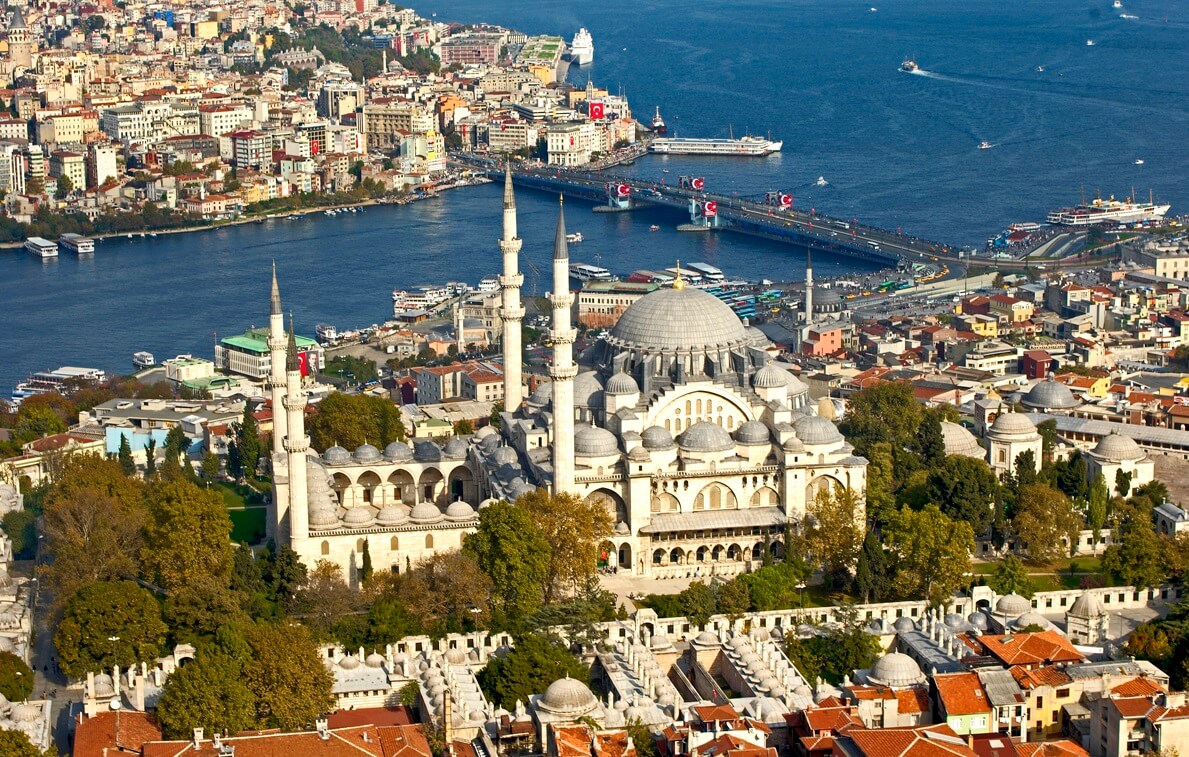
[687,262,725,283]
[477,276,500,293]
[649,136,782,156]
[59,233,95,254]
[570,263,613,282]
[132,352,156,370]
[11,365,106,405]
[566,232,584,244]
[392,284,451,311]
[24,237,58,258]
[315,324,339,344]
[570,28,594,65]
[1047,194,1170,226]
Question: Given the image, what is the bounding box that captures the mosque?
[268,169,867,582]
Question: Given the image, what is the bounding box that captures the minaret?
[549,197,577,494]
[283,316,309,542]
[498,164,525,410]
[267,263,288,457]
[804,249,814,330]
[453,302,464,355]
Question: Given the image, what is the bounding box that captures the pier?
[460,158,962,267]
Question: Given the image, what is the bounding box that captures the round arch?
[806,474,844,503]
[331,472,352,506]
[650,387,753,435]
[448,465,476,503]
[750,486,779,508]
[418,468,445,504]
[693,482,738,511]
[618,542,632,571]
[387,469,415,504]
[357,470,382,505]
[587,488,628,523]
[651,492,680,513]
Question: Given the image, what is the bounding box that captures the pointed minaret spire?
[267,265,288,458]
[286,313,299,372]
[499,162,525,411]
[804,249,814,329]
[503,161,515,209]
[549,195,577,495]
[270,261,282,315]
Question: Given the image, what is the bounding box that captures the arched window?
[425,534,434,549]
[390,536,399,551]
[321,540,330,555]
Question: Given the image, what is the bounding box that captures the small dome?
[642,426,674,450]
[869,652,925,688]
[574,371,605,409]
[1014,611,1051,630]
[384,442,413,461]
[413,441,443,462]
[735,420,770,445]
[445,648,467,665]
[651,634,673,650]
[310,503,340,528]
[343,506,375,526]
[491,447,518,465]
[354,443,382,462]
[793,415,843,446]
[968,612,989,630]
[941,422,984,458]
[93,674,115,697]
[754,364,790,389]
[1092,434,1144,462]
[678,421,734,453]
[365,653,386,668]
[377,504,410,525]
[410,502,443,522]
[606,372,639,395]
[1069,591,1107,618]
[628,446,649,462]
[944,613,967,629]
[893,617,917,632]
[340,655,363,670]
[1022,378,1079,410]
[443,437,468,458]
[575,426,619,457]
[323,445,351,464]
[694,631,720,646]
[445,501,475,520]
[783,435,805,453]
[539,676,598,715]
[615,520,630,535]
[11,703,40,723]
[528,382,552,406]
[990,412,1037,437]
[996,593,1032,617]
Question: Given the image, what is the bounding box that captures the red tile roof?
[933,673,991,716]
[73,711,163,757]
[839,724,978,757]
[1110,678,1166,698]
[977,631,1084,667]
[1012,740,1090,757]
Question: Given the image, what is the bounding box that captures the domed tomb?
[538,676,598,716]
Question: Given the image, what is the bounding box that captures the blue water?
[2,0,1186,393]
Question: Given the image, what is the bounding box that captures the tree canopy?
[55,580,168,678]
[307,392,404,450]
[927,456,1001,537]
[141,479,234,592]
[464,500,551,627]
[1012,484,1080,563]
[516,489,613,603]
[0,651,33,701]
[801,484,864,583]
[477,632,588,709]
[156,651,256,739]
[884,504,974,606]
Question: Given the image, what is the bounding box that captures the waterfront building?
[577,280,659,329]
[48,149,85,191]
[546,121,600,166]
[215,326,324,380]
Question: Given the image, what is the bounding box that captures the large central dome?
[608,286,750,353]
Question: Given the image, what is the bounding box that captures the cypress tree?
[118,435,135,475]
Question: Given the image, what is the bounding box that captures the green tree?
[1,510,37,560]
[261,542,308,611]
[517,489,613,603]
[477,632,587,709]
[736,561,811,611]
[1088,472,1110,540]
[884,504,974,606]
[13,403,66,442]
[226,440,242,480]
[145,436,157,477]
[54,174,74,199]
[1036,419,1058,459]
[453,419,474,436]
[0,730,52,757]
[802,484,864,584]
[118,435,135,475]
[853,530,890,603]
[988,554,1035,597]
[295,560,356,639]
[464,500,550,625]
[1116,469,1134,498]
[927,456,1000,536]
[715,578,752,619]
[360,540,373,583]
[390,550,491,637]
[165,424,189,461]
[241,621,335,730]
[1054,450,1089,500]
[201,450,220,480]
[628,720,658,757]
[916,410,946,467]
[678,581,717,626]
[307,392,404,450]
[235,405,262,479]
[163,575,248,645]
[489,402,504,430]
[141,479,234,591]
[156,651,256,739]
[41,488,146,607]
[1102,505,1176,588]
[864,442,898,526]
[55,580,168,678]
[838,381,921,456]
[0,651,33,701]
[783,608,880,684]
[1013,484,1082,563]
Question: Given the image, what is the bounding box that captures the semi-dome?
[679,421,734,453]
[868,652,925,688]
[528,382,552,406]
[996,593,1032,617]
[754,364,790,389]
[539,676,598,716]
[575,426,619,456]
[793,415,843,446]
[989,412,1038,437]
[735,420,770,445]
[343,506,375,526]
[607,286,750,355]
[941,422,985,458]
[377,504,410,525]
[445,500,475,520]
[323,445,351,464]
[353,443,382,462]
[1069,591,1106,618]
[641,426,674,450]
[606,372,639,395]
[574,371,605,409]
[384,442,413,461]
[1092,434,1144,462]
[410,502,443,522]
[1022,377,1079,410]
[443,437,468,458]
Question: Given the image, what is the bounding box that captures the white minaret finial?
[498,163,525,411]
[549,195,577,495]
[283,315,309,541]
[267,262,288,458]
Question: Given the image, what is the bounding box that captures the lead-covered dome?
[679,421,734,453]
[868,652,925,688]
[1022,378,1079,410]
[410,502,443,522]
[1092,433,1144,461]
[539,676,598,716]
[323,445,350,465]
[941,422,984,458]
[990,412,1037,437]
[607,286,750,354]
[735,420,770,445]
[606,372,639,395]
[754,364,790,389]
[996,593,1032,617]
[353,443,382,462]
[575,426,619,456]
[793,415,843,446]
[574,371,605,409]
[642,426,674,450]
[384,442,413,461]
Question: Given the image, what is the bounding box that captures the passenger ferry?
[59,233,95,254]
[687,262,725,283]
[315,324,339,344]
[132,352,156,370]
[392,284,450,310]
[649,136,782,156]
[1046,193,1170,226]
[570,263,613,282]
[11,366,106,405]
[477,276,500,293]
[566,232,584,244]
[24,237,59,258]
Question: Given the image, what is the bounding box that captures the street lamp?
[796,582,807,608]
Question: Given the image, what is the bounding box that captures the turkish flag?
[298,351,310,376]
[589,101,604,120]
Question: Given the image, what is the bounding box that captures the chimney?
[444,689,454,746]
[214,733,223,749]
[316,718,330,740]
[193,728,204,748]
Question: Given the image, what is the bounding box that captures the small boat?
[869,6,878,11]
[1112,0,1122,7]
[133,352,156,370]
[1135,159,1144,165]
[899,57,919,73]
[978,141,993,149]
[1036,65,1045,72]
[1086,39,1096,46]
[566,232,584,243]
[649,225,661,232]
[816,176,829,186]
[662,169,670,173]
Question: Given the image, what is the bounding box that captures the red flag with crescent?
[703,201,717,217]
[616,183,631,197]
[691,177,705,190]
[779,194,792,207]
[589,101,605,120]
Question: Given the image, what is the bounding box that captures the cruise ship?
[649,136,783,156]
[651,107,667,135]
[59,233,95,254]
[1046,194,1171,226]
[570,263,613,282]
[24,236,58,258]
[569,28,594,65]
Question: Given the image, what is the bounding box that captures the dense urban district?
[2,2,1189,757]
